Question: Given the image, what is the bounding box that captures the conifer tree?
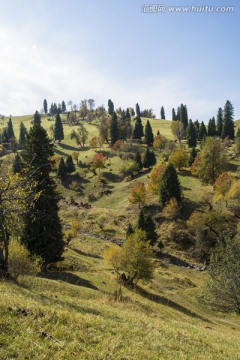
[189,147,197,166]
[160,106,165,120]
[143,148,156,168]
[216,108,223,137]
[66,155,75,174]
[157,130,160,135]
[33,111,41,125]
[172,108,177,121]
[180,104,188,129]
[144,120,154,146]
[135,151,143,172]
[187,119,197,147]
[110,111,120,146]
[62,100,66,113]
[7,117,15,140]
[54,113,64,143]
[207,117,216,136]
[21,124,64,269]
[108,99,114,115]
[194,120,200,139]
[137,210,157,246]
[159,164,182,207]
[132,116,144,139]
[57,157,67,178]
[18,122,28,149]
[43,99,48,114]
[12,153,23,174]
[198,121,207,140]
[126,223,134,238]
[222,100,235,139]
[136,103,141,117]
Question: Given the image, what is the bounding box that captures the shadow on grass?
[68,246,102,259]
[102,171,122,183]
[58,143,79,152]
[135,285,211,323]
[39,271,98,290]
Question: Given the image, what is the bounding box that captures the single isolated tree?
[134,151,143,173]
[61,100,67,113]
[54,113,64,143]
[216,108,223,137]
[132,116,144,139]
[159,164,182,207]
[21,124,64,270]
[129,181,146,209]
[65,155,75,174]
[12,153,23,174]
[43,99,48,114]
[137,209,158,246]
[33,111,41,126]
[108,99,114,115]
[144,120,154,146]
[143,148,156,169]
[18,122,28,149]
[136,103,141,117]
[57,157,67,179]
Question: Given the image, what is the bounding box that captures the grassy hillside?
[1,114,240,359]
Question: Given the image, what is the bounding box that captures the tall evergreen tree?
[135,151,143,172]
[54,113,64,143]
[180,104,188,129]
[198,121,207,141]
[160,106,165,120]
[7,117,15,140]
[159,164,182,207]
[189,147,197,166]
[216,108,223,137]
[172,108,177,121]
[43,99,48,114]
[21,124,64,269]
[137,209,157,246]
[57,157,67,179]
[65,155,75,174]
[194,120,200,139]
[110,111,120,146]
[18,122,28,149]
[143,148,156,168]
[33,111,41,125]
[144,120,154,146]
[187,119,197,147]
[12,153,23,174]
[132,116,144,139]
[108,99,114,115]
[136,103,141,117]
[222,100,235,139]
[207,117,216,136]
[176,106,180,120]
[62,100,66,113]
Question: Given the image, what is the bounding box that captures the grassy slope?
[1,115,240,359]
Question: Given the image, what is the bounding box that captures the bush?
[8,239,40,279]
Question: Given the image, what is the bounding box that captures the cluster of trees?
[0,116,65,276]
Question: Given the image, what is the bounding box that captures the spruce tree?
[143,148,156,168]
[12,153,23,174]
[54,113,64,143]
[135,151,143,172]
[137,210,157,246]
[160,106,165,120]
[33,111,41,125]
[198,121,207,141]
[7,117,15,140]
[132,116,144,139]
[159,164,182,207]
[136,103,141,117]
[126,223,134,238]
[172,108,177,121]
[144,120,154,146]
[62,100,66,113]
[207,117,216,136]
[222,100,235,139]
[216,108,223,137]
[21,124,64,269]
[43,99,48,114]
[110,111,120,146]
[157,130,160,135]
[108,99,114,115]
[18,122,28,149]
[189,147,197,166]
[194,120,200,139]
[187,119,197,147]
[180,104,188,129]
[66,155,75,174]
[57,157,67,178]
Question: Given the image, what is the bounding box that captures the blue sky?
[0,0,239,121]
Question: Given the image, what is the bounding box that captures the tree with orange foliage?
[153,134,167,151]
[129,181,146,209]
[92,152,107,173]
[112,140,123,152]
[213,172,235,206]
[148,162,166,195]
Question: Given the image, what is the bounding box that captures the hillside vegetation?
[0,110,240,359]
